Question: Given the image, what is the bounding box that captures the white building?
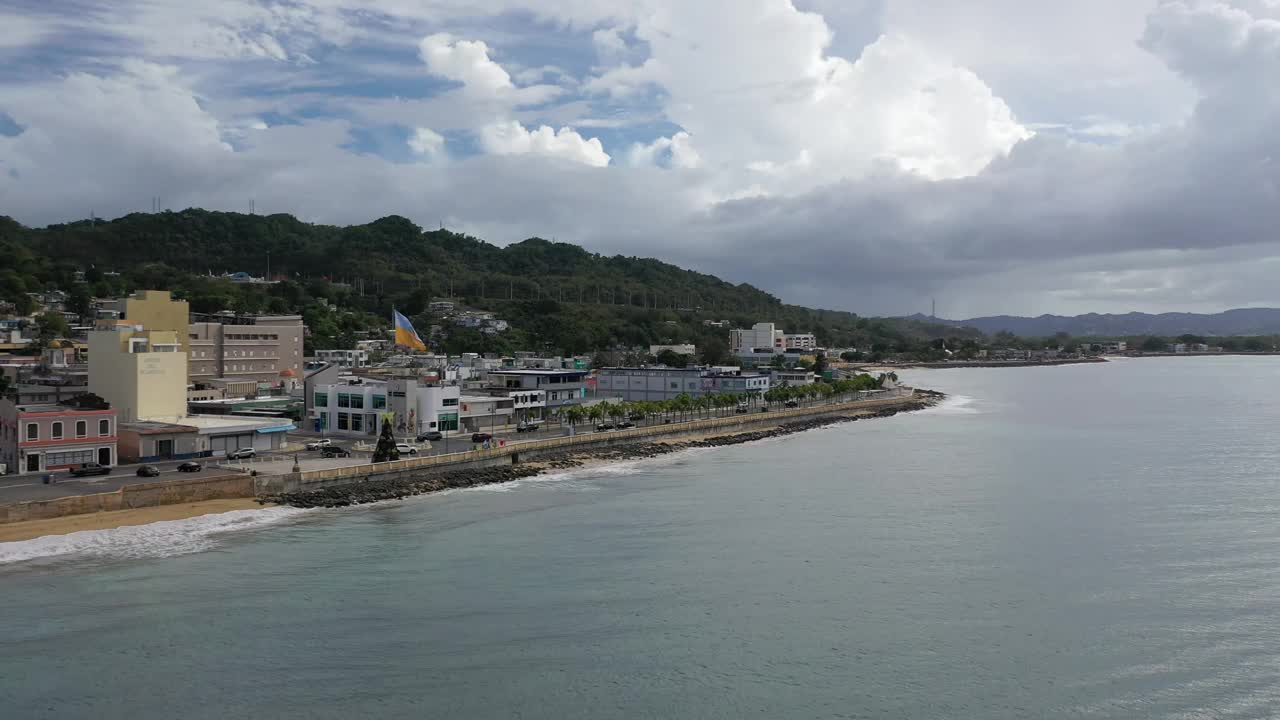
[311,378,461,438]
[649,344,697,356]
[315,349,369,368]
[730,322,783,353]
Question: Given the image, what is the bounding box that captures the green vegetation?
[551,374,888,430]
[0,209,977,356]
[372,416,400,463]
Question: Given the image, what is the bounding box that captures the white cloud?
[478,120,611,166]
[419,32,514,97]
[629,131,702,168]
[407,127,446,159]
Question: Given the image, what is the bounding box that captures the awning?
[256,425,296,434]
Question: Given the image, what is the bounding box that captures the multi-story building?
[88,326,186,423]
[730,322,783,353]
[189,314,304,389]
[596,367,771,403]
[784,333,817,350]
[315,349,369,368]
[311,378,461,438]
[0,400,117,474]
[485,369,589,411]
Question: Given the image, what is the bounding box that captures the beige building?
[189,315,304,391]
[123,290,191,354]
[87,327,187,423]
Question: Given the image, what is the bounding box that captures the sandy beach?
[0,499,267,543]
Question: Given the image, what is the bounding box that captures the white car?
[227,448,256,460]
[305,439,333,450]
[395,443,418,455]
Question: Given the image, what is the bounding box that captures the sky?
[0,0,1278,318]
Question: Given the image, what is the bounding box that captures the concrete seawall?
[0,390,925,525]
[256,390,924,498]
[0,475,255,525]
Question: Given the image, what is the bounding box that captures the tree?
[812,352,827,376]
[770,354,787,369]
[62,392,109,410]
[1140,336,1167,353]
[699,336,731,366]
[372,416,400,462]
[67,284,92,320]
[27,311,70,352]
[655,349,688,368]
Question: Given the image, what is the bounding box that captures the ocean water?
[4,357,1280,719]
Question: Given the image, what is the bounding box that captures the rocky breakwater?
[264,392,942,510]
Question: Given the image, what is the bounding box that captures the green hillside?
[0,209,975,358]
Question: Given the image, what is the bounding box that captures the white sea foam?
[922,394,981,415]
[0,506,311,566]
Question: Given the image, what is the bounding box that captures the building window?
[337,412,349,430]
[337,393,350,408]
[99,419,110,436]
[350,395,364,409]
[351,414,363,433]
[315,392,329,407]
[372,395,386,409]
[76,420,87,437]
[51,421,63,439]
[442,398,459,407]
[45,449,95,467]
[26,423,37,441]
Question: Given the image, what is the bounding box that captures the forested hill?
[0,209,971,356]
[905,309,1280,338]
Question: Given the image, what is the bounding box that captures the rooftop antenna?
[931,297,936,320]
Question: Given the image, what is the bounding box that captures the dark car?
[69,463,111,477]
[135,465,161,477]
[177,461,203,472]
[415,431,444,442]
[516,422,541,433]
[616,421,636,429]
[595,423,615,432]
[320,446,351,458]
[785,400,800,408]
[471,432,493,443]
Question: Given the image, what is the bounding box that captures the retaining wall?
[257,390,919,497]
[0,474,254,525]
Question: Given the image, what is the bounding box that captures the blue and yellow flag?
[393,309,427,351]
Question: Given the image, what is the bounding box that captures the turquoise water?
[4,357,1280,718]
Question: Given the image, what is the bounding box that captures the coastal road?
[0,458,248,504]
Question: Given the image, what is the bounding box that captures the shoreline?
[0,392,943,544]
[263,391,944,509]
[0,499,267,544]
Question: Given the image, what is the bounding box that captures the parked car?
[320,446,351,458]
[395,443,418,455]
[595,423,615,432]
[304,439,333,450]
[135,465,161,477]
[628,413,645,422]
[735,405,750,414]
[177,461,203,472]
[69,463,111,477]
[516,422,541,433]
[415,431,443,442]
[785,400,800,408]
[227,448,256,460]
[616,421,636,429]
[471,432,493,443]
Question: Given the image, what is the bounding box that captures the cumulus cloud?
[3,0,1280,317]
[407,127,446,159]
[628,131,701,168]
[478,120,611,167]
[419,32,514,97]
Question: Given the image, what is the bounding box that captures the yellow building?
[88,327,187,422]
[122,290,190,354]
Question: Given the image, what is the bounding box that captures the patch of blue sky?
[0,112,24,137]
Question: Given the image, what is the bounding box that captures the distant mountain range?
[903,309,1280,338]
